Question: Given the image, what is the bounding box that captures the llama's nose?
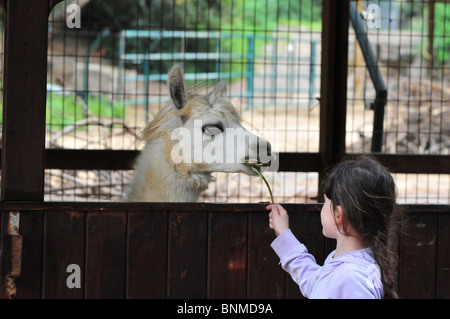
[266,142,272,156]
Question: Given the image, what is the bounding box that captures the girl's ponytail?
[370,206,403,299]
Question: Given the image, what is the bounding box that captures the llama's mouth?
[244,159,270,172]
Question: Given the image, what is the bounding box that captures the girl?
[267,157,403,299]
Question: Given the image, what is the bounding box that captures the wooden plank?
[398,211,437,298]
[207,211,247,298]
[436,212,450,298]
[247,210,286,298]
[15,211,44,298]
[0,201,308,213]
[167,212,207,298]
[126,211,168,298]
[285,205,324,299]
[1,0,49,200]
[85,211,127,298]
[42,210,85,298]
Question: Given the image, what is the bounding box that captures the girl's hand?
[266,204,289,236]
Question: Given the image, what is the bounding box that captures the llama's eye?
[202,125,223,136]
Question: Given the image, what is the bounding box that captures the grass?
[251,166,274,204]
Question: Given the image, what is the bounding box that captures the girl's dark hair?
[322,156,404,299]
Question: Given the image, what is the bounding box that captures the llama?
[125,65,274,202]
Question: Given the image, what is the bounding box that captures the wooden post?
[318,0,350,201]
[0,0,61,200]
[0,0,62,299]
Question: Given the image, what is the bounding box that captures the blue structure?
[114,30,319,121]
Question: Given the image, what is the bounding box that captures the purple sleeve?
[319,264,383,299]
[270,229,320,297]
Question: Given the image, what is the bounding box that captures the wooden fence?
[0,202,448,299]
[0,0,449,300]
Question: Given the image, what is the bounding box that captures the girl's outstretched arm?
[267,204,289,236]
[268,213,321,298]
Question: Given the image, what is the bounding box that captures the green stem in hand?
[251,166,274,204]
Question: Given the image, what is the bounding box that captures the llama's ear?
[209,81,227,105]
[168,65,187,109]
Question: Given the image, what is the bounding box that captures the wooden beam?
[43,150,322,172]
[1,149,446,174]
[44,149,139,170]
[1,0,50,201]
[0,201,447,214]
[319,0,350,201]
[345,154,450,175]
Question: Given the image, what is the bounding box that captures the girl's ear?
[334,205,344,226]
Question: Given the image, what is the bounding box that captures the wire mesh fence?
[44,0,323,202]
[0,0,448,203]
[347,0,450,155]
[346,0,450,203]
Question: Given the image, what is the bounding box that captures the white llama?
[126,65,273,202]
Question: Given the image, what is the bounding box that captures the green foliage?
[434,3,450,66]
[403,1,450,67]
[214,0,321,77]
[0,92,125,129]
[219,0,321,32]
[46,93,125,131]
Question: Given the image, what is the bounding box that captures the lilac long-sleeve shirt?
[271,229,383,299]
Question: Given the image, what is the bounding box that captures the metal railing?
[349,2,388,153]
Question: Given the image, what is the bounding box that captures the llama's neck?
[126,139,213,202]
